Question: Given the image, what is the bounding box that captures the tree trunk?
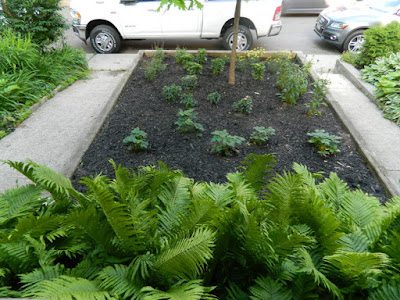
[228,0,241,85]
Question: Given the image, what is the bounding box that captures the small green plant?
[251,62,266,80]
[180,93,197,108]
[175,109,204,134]
[162,84,182,102]
[266,52,292,73]
[181,75,198,90]
[175,48,194,64]
[246,47,266,63]
[211,58,226,75]
[153,47,165,62]
[184,61,203,76]
[250,126,276,145]
[340,51,359,67]
[144,64,157,81]
[276,62,309,105]
[306,78,329,117]
[196,48,207,64]
[207,92,221,105]
[307,129,342,156]
[211,130,245,156]
[123,127,148,151]
[236,55,248,72]
[233,95,253,114]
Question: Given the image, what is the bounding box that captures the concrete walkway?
[0,52,399,197]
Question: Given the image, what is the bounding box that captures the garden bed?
[72,52,386,201]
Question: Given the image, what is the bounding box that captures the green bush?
[356,21,400,68]
[211,58,226,75]
[0,0,67,48]
[162,84,182,102]
[181,75,198,90]
[1,157,399,299]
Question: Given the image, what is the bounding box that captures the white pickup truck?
[70,0,283,53]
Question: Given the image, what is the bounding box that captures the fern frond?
[158,176,192,209]
[226,172,257,202]
[0,240,36,274]
[98,264,144,299]
[20,264,64,293]
[23,275,112,300]
[292,163,324,188]
[128,253,156,281]
[369,279,400,300]
[340,190,382,231]
[381,230,400,263]
[339,231,371,253]
[204,182,233,207]
[0,184,44,227]
[296,249,342,299]
[226,282,249,300]
[318,172,348,214]
[109,160,135,202]
[155,227,215,279]
[0,286,22,298]
[324,251,390,286]
[249,276,292,300]
[82,176,144,253]
[140,280,216,300]
[238,153,276,193]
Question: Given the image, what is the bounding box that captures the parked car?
[282,0,328,14]
[70,0,283,54]
[314,0,400,53]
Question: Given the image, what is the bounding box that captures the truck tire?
[222,25,253,51]
[90,25,121,54]
[342,30,365,54]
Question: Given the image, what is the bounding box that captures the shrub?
[207,92,221,105]
[162,84,182,101]
[196,48,207,64]
[181,75,198,90]
[184,61,202,76]
[180,93,197,108]
[123,127,148,150]
[210,129,245,156]
[276,62,309,105]
[340,51,359,67]
[175,108,204,133]
[233,95,253,114]
[0,0,68,48]
[1,158,400,299]
[211,57,226,75]
[356,21,400,67]
[306,78,329,117]
[144,64,157,81]
[251,62,266,80]
[307,129,342,156]
[175,47,193,64]
[250,126,275,145]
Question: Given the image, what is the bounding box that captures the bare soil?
[72,55,387,201]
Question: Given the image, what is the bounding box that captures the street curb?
[64,53,143,179]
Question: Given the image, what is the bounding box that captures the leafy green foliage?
[196,48,207,64]
[306,78,329,117]
[123,127,149,151]
[233,95,253,114]
[356,21,400,68]
[207,92,221,105]
[210,130,245,156]
[276,61,309,105]
[181,75,198,90]
[145,51,166,81]
[0,157,399,299]
[340,51,359,67]
[211,58,226,75]
[250,62,266,80]
[184,62,203,76]
[162,84,182,102]
[0,29,88,137]
[175,109,204,134]
[175,48,193,64]
[0,0,67,47]
[180,93,197,108]
[307,129,342,156]
[361,53,400,126]
[250,126,275,145]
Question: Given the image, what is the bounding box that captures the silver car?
[314,0,400,53]
[282,0,328,14]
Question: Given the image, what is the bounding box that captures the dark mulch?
[72,55,387,201]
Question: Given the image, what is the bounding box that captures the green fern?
[249,276,292,300]
[140,280,216,300]
[369,279,400,300]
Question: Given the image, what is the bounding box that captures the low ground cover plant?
[232,95,253,114]
[207,91,221,105]
[0,158,399,299]
[210,130,245,156]
[181,75,198,90]
[250,126,276,145]
[211,57,226,75]
[180,93,197,108]
[0,29,88,139]
[162,84,182,101]
[307,129,342,156]
[306,78,329,117]
[175,109,204,134]
[123,127,148,150]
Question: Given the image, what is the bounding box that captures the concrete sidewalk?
[0,52,399,197]
[0,54,139,191]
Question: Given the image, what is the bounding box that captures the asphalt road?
[62,7,340,55]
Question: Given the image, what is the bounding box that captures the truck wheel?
[343,30,365,54]
[90,25,121,54]
[222,25,253,51]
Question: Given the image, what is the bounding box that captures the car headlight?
[70,9,81,24]
[329,22,348,30]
